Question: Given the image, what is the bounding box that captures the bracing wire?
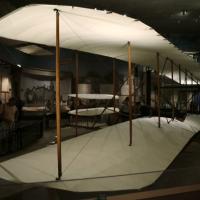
[60,13,91,51]
[60,9,136,28]
[60,11,128,59]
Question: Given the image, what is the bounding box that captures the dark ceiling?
[0,0,200,60]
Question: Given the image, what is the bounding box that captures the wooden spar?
[185,69,188,111]
[55,9,62,180]
[146,67,151,107]
[171,60,175,119]
[179,65,181,84]
[0,75,2,101]
[113,58,116,112]
[154,70,157,110]
[128,41,133,146]
[156,52,161,128]
[133,63,136,109]
[75,52,79,136]
[185,69,188,85]
[191,73,193,85]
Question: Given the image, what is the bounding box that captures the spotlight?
[17,64,21,68]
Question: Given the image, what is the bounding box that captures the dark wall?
[0,42,129,78]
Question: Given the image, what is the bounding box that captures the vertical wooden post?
[156,52,161,128]
[0,74,2,102]
[185,69,188,112]
[4,92,6,103]
[133,64,136,109]
[128,42,133,146]
[179,65,181,84]
[154,70,157,110]
[55,9,62,180]
[113,58,116,112]
[198,79,199,113]
[146,67,151,107]
[171,60,175,119]
[191,73,193,85]
[185,70,188,85]
[75,52,79,136]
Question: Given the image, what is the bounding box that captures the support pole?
[133,64,136,109]
[113,58,116,112]
[179,65,181,84]
[171,60,175,119]
[0,75,2,101]
[191,73,193,85]
[185,70,188,85]
[146,67,151,107]
[156,52,161,128]
[55,9,62,180]
[185,70,188,111]
[75,52,79,136]
[128,42,133,146]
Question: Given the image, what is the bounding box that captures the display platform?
[0,115,200,193]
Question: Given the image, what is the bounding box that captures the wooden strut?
[156,52,161,128]
[171,60,175,120]
[185,69,188,111]
[161,57,168,75]
[113,58,116,112]
[55,9,62,180]
[179,65,181,84]
[75,52,79,136]
[160,57,168,88]
[174,62,199,85]
[128,42,133,146]
[133,63,136,109]
[178,64,181,112]
[191,73,193,85]
[185,69,188,85]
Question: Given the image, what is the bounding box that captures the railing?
[0,120,43,155]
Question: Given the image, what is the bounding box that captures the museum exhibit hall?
[0,0,200,199]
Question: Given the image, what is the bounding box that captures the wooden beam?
[133,64,136,108]
[146,68,151,106]
[75,52,79,136]
[113,58,116,112]
[55,9,62,180]
[191,73,193,85]
[185,69,188,85]
[185,69,188,111]
[128,41,133,146]
[156,52,161,128]
[171,60,175,119]
[179,64,181,84]
[0,74,2,92]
